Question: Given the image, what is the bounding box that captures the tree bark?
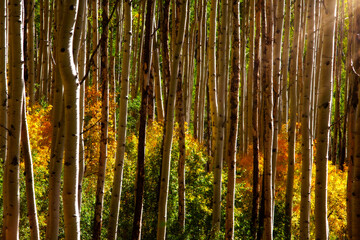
[211,0,228,236]
[225,0,240,238]
[285,0,302,237]
[107,1,132,239]
[263,0,274,238]
[251,0,261,238]
[157,0,188,238]
[21,94,40,240]
[58,0,81,238]
[92,0,109,238]
[315,0,337,238]
[91,0,99,89]
[299,0,315,237]
[132,0,155,238]
[0,0,7,164]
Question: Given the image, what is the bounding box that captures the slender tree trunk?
[132,0,155,238]
[332,0,343,166]
[107,1,132,239]
[251,0,261,238]
[91,0,99,89]
[211,0,228,236]
[315,0,337,238]
[58,0,81,238]
[0,0,7,164]
[208,0,218,162]
[176,56,186,233]
[92,0,109,238]
[153,32,164,122]
[271,0,284,219]
[41,0,49,102]
[21,95,40,240]
[281,0,291,125]
[299,0,315,237]
[225,1,240,238]
[77,0,87,212]
[247,0,254,158]
[263,0,274,238]
[346,1,354,237]
[46,3,65,239]
[285,0,302,237]
[27,0,35,108]
[157,0,188,238]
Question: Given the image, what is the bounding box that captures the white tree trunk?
[58,0,80,238]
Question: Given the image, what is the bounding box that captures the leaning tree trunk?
[21,94,40,240]
[58,0,81,239]
[315,0,337,238]
[107,1,132,238]
[299,0,315,237]
[132,0,155,238]
[157,0,188,238]
[3,1,24,238]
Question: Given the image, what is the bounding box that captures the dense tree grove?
[0,0,359,239]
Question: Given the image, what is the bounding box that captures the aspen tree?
[176,49,186,233]
[208,0,218,158]
[211,0,228,236]
[0,0,7,163]
[247,0,255,154]
[193,0,203,140]
[225,0,240,238]
[92,0,99,89]
[76,0,87,211]
[21,95,40,240]
[285,0,302,236]
[107,1,132,238]
[239,1,246,155]
[27,0,35,108]
[93,0,109,238]
[46,2,65,238]
[332,0,344,166]
[281,0,291,125]
[132,0,155,238]
[272,0,284,205]
[263,0,274,238]
[160,0,171,105]
[299,0,315,237]
[346,1,354,237]
[133,1,146,99]
[58,0,80,238]
[351,1,360,238]
[36,0,43,101]
[3,0,24,238]
[41,0,49,101]
[315,0,337,238]
[157,0,188,238]
[153,33,164,122]
[251,0,261,237]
